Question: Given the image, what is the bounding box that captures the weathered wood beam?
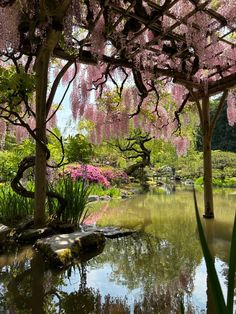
[109,2,184,42]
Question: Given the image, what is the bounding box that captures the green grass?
[90,184,121,198]
[0,184,34,225]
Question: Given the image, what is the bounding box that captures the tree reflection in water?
[0,190,235,313]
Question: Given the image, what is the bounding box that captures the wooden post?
[202,96,214,218]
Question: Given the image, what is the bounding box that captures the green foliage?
[0,184,34,225]
[65,134,94,163]
[47,127,65,164]
[0,139,34,181]
[195,176,236,187]
[93,141,121,166]
[0,65,35,107]
[176,150,236,180]
[91,184,121,197]
[0,151,18,180]
[196,99,236,153]
[49,177,93,224]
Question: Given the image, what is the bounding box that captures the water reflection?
[0,189,235,313]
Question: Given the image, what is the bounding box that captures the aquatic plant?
[49,177,93,224]
[193,190,236,314]
[0,184,33,225]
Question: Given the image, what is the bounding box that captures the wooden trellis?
[67,0,236,98]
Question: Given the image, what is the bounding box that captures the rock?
[88,195,100,202]
[0,224,12,242]
[15,216,34,232]
[17,227,55,243]
[48,221,76,234]
[81,225,136,239]
[184,179,194,185]
[99,195,111,201]
[35,231,106,267]
[55,223,76,233]
[99,227,135,238]
[121,194,129,199]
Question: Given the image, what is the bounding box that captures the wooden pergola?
[56,0,236,99]
[1,0,236,222]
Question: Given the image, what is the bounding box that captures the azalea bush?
[62,164,129,188]
[100,167,130,186]
[62,164,110,187]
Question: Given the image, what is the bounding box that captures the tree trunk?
[32,2,71,227]
[202,96,214,218]
[34,57,48,227]
[34,30,63,227]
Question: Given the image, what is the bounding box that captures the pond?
[0,188,235,313]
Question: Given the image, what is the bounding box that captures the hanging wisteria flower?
[173,137,189,157]
[227,92,236,126]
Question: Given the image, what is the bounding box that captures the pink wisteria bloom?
[227,92,236,126]
[173,137,189,157]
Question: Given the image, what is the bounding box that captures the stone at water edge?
[81,225,136,238]
[88,195,100,202]
[15,216,34,232]
[0,224,12,242]
[16,227,55,243]
[34,231,106,267]
[99,195,111,201]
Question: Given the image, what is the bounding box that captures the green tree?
[65,134,94,163]
[197,99,236,153]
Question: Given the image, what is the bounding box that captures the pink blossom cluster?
[0,3,20,52]
[172,85,188,108]
[63,164,110,187]
[100,168,130,185]
[227,92,236,126]
[62,164,130,187]
[172,137,189,157]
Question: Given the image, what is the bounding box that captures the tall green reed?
[48,177,93,224]
[193,189,236,314]
[0,184,34,225]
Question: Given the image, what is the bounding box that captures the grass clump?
[48,177,93,225]
[0,184,34,226]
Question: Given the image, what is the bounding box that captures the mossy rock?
[35,231,106,267]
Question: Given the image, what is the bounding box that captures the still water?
[0,189,235,313]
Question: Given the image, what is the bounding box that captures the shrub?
[92,184,121,197]
[100,167,130,185]
[62,164,110,187]
[194,176,236,187]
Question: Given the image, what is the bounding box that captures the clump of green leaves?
[48,177,93,224]
[65,133,94,163]
[0,65,35,107]
[0,184,34,226]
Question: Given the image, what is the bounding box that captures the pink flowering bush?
[62,164,110,187]
[61,164,130,187]
[100,168,130,185]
